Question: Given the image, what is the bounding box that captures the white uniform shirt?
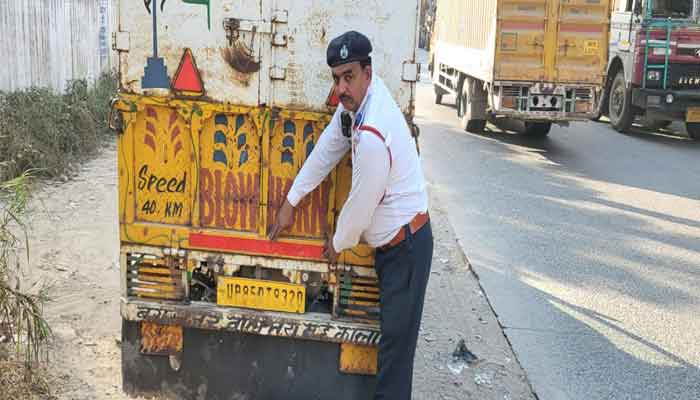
[286,76,428,251]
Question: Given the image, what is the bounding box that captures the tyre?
[434,87,443,105]
[458,79,486,133]
[523,122,552,137]
[608,70,634,132]
[686,122,700,140]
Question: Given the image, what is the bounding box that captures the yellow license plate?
[687,107,700,123]
[217,277,306,313]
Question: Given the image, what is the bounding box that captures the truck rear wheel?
[458,79,486,133]
[523,122,552,137]
[608,71,634,133]
[685,123,700,140]
[434,86,444,105]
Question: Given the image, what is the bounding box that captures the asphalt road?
[414,79,700,400]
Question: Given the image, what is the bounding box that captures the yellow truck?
[111,0,421,398]
[430,0,612,136]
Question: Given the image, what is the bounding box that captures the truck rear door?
[495,0,611,84]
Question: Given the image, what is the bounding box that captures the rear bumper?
[121,297,381,346]
[492,82,600,122]
[122,319,377,399]
[494,110,597,122]
[633,88,700,120]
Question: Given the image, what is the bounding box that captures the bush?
[0,172,53,396]
[0,73,118,181]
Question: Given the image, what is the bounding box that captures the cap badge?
[340,44,349,60]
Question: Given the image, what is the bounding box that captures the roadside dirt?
[10,144,535,400]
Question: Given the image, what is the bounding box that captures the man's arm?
[332,132,390,252]
[286,109,349,207]
[269,109,349,240]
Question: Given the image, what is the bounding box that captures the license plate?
[687,107,700,123]
[217,277,306,313]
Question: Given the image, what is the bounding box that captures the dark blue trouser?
[373,222,433,400]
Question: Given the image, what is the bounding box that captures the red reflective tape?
[358,125,393,169]
[189,233,324,259]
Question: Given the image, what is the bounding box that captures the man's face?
[331,62,372,112]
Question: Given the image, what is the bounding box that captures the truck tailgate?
[495,0,611,84]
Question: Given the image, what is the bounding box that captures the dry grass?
[0,173,54,398]
[0,73,118,182]
[0,358,58,400]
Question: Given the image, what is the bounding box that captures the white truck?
[111,0,421,398]
[430,0,612,136]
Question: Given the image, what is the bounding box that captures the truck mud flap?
[122,320,376,400]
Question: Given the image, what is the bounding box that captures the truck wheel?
[458,79,486,133]
[523,122,552,137]
[685,123,700,140]
[608,71,634,132]
[434,87,443,105]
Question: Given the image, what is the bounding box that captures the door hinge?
[270,66,287,80]
[272,9,288,24]
[112,31,130,52]
[402,62,420,82]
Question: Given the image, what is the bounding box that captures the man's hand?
[323,236,339,264]
[268,199,294,241]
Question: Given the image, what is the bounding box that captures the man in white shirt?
[269,31,433,400]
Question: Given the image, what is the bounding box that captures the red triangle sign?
[172,48,204,95]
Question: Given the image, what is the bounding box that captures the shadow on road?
[414,81,700,399]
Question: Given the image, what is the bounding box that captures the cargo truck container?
[110,1,421,398]
[429,0,612,136]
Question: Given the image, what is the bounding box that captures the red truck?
[600,0,700,139]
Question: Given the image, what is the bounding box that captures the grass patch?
[0,73,118,181]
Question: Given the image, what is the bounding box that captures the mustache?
[339,95,353,103]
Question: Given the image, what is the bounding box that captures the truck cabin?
[625,0,697,19]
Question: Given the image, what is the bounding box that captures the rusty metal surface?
[333,271,380,322]
[126,252,186,300]
[121,298,381,346]
[118,0,419,114]
[140,322,183,355]
[339,343,378,376]
[122,320,377,400]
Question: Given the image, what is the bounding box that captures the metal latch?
[223,18,272,34]
[112,31,130,52]
[270,66,287,80]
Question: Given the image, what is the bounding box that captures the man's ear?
[364,65,373,80]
